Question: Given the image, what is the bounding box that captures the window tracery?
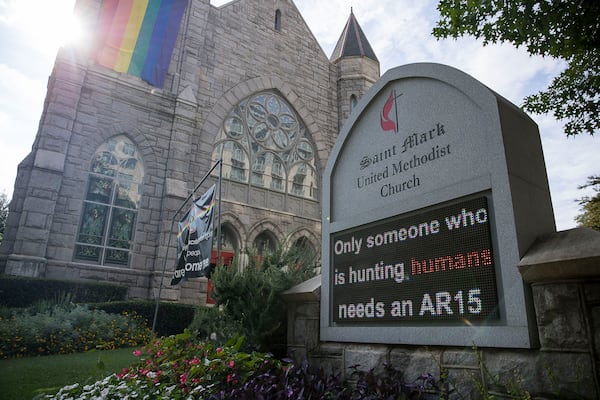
[213,91,318,199]
[74,135,144,266]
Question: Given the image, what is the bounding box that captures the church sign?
[321,63,555,348]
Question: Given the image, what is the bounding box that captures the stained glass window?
[212,91,318,199]
[75,135,144,266]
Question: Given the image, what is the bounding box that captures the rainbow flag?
[95,0,188,88]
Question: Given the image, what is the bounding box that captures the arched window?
[213,224,239,266]
[214,224,239,253]
[350,94,358,110]
[212,91,318,199]
[74,135,144,266]
[290,236,317,262]
[274,9,282,31]
[254,231,277,255]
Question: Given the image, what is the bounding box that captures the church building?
[0,0,379,303]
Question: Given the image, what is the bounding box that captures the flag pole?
[216,158,223,267]
[152,159,223,334]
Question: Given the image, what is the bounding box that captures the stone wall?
[282,228,600,399]
[0,0,338,304]
[335,56,380,131]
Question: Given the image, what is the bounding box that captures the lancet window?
[74,135,144,266]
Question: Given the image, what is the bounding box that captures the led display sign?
[331,196,499,324]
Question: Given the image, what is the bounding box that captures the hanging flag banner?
[95,0,189,88]
[171,184,215,285]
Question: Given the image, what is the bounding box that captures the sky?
[0,0,597,231]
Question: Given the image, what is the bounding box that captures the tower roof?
[330,8,378,63]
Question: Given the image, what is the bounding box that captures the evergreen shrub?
[190,241,319,355]
[0,275,127,307]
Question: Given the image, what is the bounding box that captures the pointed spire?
[330,9,378,63]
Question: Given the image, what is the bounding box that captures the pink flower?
[189,358,200,365]
[180,373,187,384]
[192,378,201,384]
[117,368,130,379]
[132,349,142,356]
[156,350,164,357]
[216,347,223,353]
[227,360,235,368]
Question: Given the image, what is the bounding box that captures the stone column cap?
[281,274,321,302]
[519,227,600,283]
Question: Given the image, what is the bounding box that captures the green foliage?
[433,1,598,58]
[43,331,284,400]
[523,52,599,137]
[0,275,127,308]
[28,290,76,316]
[467,347,533,400]
[433,0,600,136]
[30,337,589,400]
[44,332,451,400]
[189,305,244,344]
[192,241,319,354]
[575,176,600,231]
[91,300,196,337]
[0,302,151,358]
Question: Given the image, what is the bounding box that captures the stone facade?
[335,56,380,127]
[282,228,600,398]
[0,0,379,304]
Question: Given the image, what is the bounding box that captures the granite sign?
[321,63,555,348]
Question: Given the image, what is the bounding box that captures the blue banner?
[171,184,215,285]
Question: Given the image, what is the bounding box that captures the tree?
[193,240,319,355]
[433,0,599,136]
[575,176,600,231]
[0,191,8,243]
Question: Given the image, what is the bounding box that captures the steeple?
[330,8,378,63]
[331,8,380,130]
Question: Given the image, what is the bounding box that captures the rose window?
[213,92,318,199]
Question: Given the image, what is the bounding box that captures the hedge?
[91,300,196,337]
[0,275,127,307]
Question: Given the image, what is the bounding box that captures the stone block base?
[5,255,47,277]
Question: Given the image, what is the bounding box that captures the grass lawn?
[0,347,137,400]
